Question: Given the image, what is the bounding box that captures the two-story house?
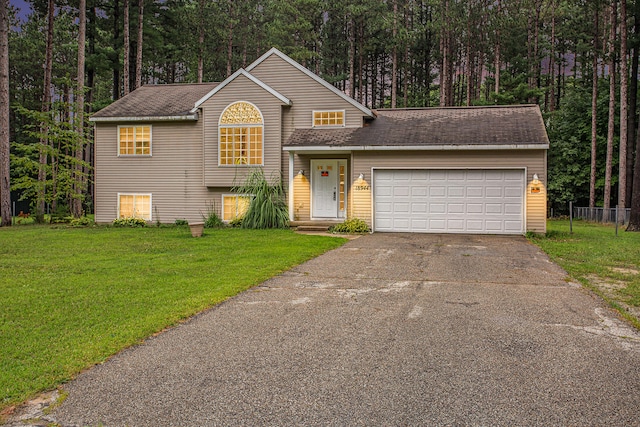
[90,48,549,234]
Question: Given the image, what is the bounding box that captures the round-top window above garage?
[373,169,525,234]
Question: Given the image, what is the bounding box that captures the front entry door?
[312,160,340,218]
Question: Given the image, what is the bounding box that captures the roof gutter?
[89,114,199,123]
[283,143,549,152]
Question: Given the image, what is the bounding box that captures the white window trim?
[117,193,152,221]
[117,125,153,157]
[218,101,265,167]
[312,109,346,128]
[221,194,252,222]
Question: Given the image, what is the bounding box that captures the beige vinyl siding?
[94,120,218,224]
[201,74,284,187]
[248,55,367,142]
[352,150,547,233]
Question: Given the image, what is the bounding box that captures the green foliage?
[202,203,225,229]
[232,168,289,229]
[112,217,147,228]
[69,216,94,227]
[174,219,189,226]
[229,216,244,228]
[329,218,370,234]
[0,227,346,408]
[546,79,615,214]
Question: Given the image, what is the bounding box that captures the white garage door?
[374,169,524,234]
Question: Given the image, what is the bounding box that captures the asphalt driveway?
[45,233,640,426]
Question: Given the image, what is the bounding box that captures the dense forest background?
[2,0,640,227]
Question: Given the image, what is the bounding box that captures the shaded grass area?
[528,220,640,329]
[0,226,346,408]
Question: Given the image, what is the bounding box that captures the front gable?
[201,71,290,187]
[245,49,374,140]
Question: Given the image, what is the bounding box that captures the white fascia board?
[90,114,198,122]
[191,69,291,112]
[246,48,375,119]
[283,144,549,152]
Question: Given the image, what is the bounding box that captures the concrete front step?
[290,220,342,232]
[295,226,334,232]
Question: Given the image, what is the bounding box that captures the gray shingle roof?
[91,83,220,119]
[285,105,549,147]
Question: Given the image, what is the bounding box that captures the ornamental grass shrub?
[232,168,289,229]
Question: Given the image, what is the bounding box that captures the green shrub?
[229,216,244,228]
[329,218,370,234]
[174,219,189,226]
[202,204,225,229]
[112,217,147,227]
[70,216,94,227]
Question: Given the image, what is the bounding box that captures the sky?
[10,0,33,22]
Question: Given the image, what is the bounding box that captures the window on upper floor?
[219,102,263,166]
[118,193,152,220]
[119,125,151,156]
[222,194,250,222]
[313,110,345,127]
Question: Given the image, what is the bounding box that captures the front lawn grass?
[528,219,640,329]
[0,226,346,409]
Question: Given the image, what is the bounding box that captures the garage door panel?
[374,169,524,234]
[467,203,483,214]
[411,187,427,197]
[411,203,427,213]
[448,186,465,197]
[430,186,446,197]
[466,187,484,197]
[505,203,522,214]
[447,203,465,214]
[486,204,503,214]
[486,187,503,197]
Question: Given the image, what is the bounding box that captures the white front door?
[312,160,342,218]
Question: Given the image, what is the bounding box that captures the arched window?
[219,101,263,166]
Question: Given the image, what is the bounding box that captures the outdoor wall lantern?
[358,173,365,180]
[298,170,304,176]
[531,173,541,193]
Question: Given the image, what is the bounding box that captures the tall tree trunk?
[391,0,398,108]
[112,0,120,100]
[347,15,355,99]
[135,0,143,89]
[494,0,501,95]
[123,0,130,95]
[0,0,10,226]
[590,3,600,210]
[465,12,472,107]
[604,0,617,212]
[628,109,640,230]
[439,0,448,106]
[36,0,55,222]
[549,0,556,111]
[72,0,87,218]
[226,0,233,77]
[619,0,629,215]
[197,0,204,83]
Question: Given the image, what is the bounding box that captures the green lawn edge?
[0,226,347,410]
[528,219,640,331]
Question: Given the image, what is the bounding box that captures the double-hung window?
[219,102,263,166]
[222,195,250,222]
[118,193,152,220]
[119,125,151,155]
